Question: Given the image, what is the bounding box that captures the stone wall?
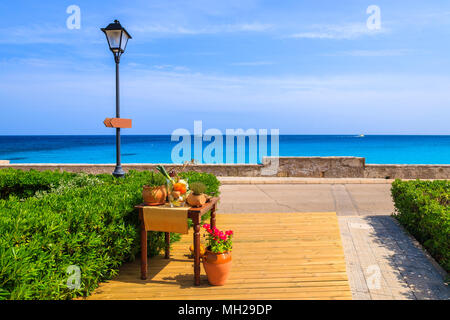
[364,164,450,179]
[0,163,262,176]
[0,157,449,179]
[268,157,366,178]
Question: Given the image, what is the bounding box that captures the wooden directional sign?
[103,118,132,128]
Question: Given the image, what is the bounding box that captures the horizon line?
[1,134,450,137]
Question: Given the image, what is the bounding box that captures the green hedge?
[0,169,76,199]
[391,179,449,272]
[179,171,220,197]
[0,169,220,300]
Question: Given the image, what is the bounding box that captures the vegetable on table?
[173,182,187,194]
[156,165,174,184]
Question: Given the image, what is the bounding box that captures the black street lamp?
[101,20,132,178]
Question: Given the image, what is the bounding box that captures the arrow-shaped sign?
[103,118,132,128]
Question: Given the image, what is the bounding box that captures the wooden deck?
[87,212,352,300]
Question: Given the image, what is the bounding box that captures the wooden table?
[135,197,219,286]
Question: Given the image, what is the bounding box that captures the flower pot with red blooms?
[202,224,233,286]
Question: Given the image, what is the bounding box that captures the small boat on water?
[358,134,365,137]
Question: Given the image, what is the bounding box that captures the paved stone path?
[339,216,449,300]
[218,180,449,300]
[219,183,394,216]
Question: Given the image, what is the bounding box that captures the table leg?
[193,214,201,286]
[210,204,217,229]
[140,220,148,280]
[165,232,170,259]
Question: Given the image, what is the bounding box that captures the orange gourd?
[173,182,187,194]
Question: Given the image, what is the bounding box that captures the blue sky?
[1,0,450,135]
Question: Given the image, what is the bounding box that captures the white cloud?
[2,65,450,134]
[322,49,414,57]
[230,61,274,66]
[0,20,273,44]
[131,22,272,36]
[153,64,190,72]
[114,69,450,112]
[0,24,100,44]
[237,23,272,32]
[288,23,388,40]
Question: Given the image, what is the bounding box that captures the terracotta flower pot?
[187,193,207,207]
[202,248,232,286]
[142,185,167,205]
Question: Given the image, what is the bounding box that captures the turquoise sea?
[0,135,449,164]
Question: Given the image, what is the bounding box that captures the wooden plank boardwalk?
[87,212,352,300]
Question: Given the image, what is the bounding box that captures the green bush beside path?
[0,169,220,300]
[391,179,449,273]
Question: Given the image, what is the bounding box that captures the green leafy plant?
[34,173,104,198]
[155,165,174,184]
[179,171,220,197]
[189,181,206,195]
[0,169,76,199]
[180,172,220,228]
[391,179,449,272]
[145,171,167,187]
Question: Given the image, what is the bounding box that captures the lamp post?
[101,20,132,178]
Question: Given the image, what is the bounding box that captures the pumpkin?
[189,244,205,256]
[173,182,187,194]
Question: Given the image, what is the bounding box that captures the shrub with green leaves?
[0,169,76,199]
[391,179,449,272]
[189,182,207,195]
[179,171,220,197]
[34,173,105,199]
[0,169,220,300]
[145,171,167,187]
